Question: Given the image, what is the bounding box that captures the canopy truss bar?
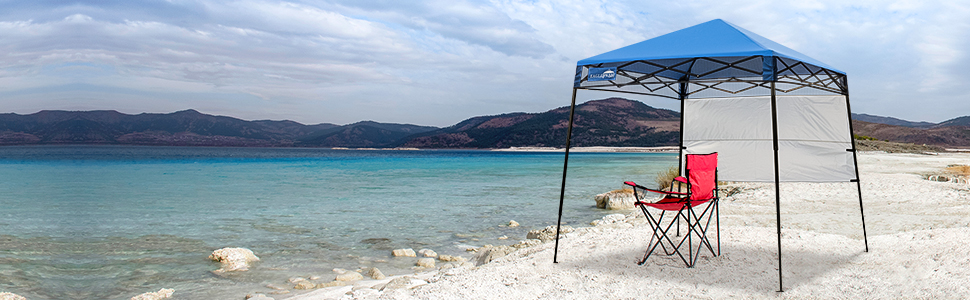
[576,56,847,98]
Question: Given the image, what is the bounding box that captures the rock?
[508,220,520,227]
[417,249,438,258]
[293,281,316,290]
[380,276,414,291]
[594,189,637,210]
[0,293,26,300]
[317,281,345,288]
[265,284,288,291]
[287,277,306,284]
[438,255,467,262]
[367,267,386,280]
[497,235,508,240]
[512,239,542,249]
[590,213,628,226]
[335,271,364,282]
[245,293,275,300]
[209,248,259,273]
[526,225,573,242]
[416,258,436,268]
[391,248,416,257]
[473,245,514,266]
[130,288,174,300]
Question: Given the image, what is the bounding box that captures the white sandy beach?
[281,152,970,300]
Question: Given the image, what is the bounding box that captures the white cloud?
[0,0,968,125]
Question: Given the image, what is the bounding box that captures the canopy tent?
[553,19,868,292]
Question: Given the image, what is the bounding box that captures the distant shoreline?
[491,146,679,153]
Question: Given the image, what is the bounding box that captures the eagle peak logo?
[588,67,617,82]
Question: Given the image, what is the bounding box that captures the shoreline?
[491,146,679,153]
[269,151,969,299]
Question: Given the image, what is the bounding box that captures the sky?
[0,0,967,127]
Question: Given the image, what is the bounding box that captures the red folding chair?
[623,152,719,267]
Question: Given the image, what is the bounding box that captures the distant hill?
[936,116,970,128]
[0,104,966,148]
[850,113,935,128]
[851,120,970,147]
[397,98,681,148]
[0,110,437,147]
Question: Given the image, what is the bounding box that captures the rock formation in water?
[594,189,637,210]
[130,288,174,300]
[209,247,260,274]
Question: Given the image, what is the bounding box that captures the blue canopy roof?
[577,19,843,75]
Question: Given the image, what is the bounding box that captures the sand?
[286,152,970,300]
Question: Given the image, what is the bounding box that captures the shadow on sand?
[562,239,864,296]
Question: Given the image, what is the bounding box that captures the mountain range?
[0,98,967,148]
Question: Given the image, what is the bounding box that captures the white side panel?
[684,140,775,182]
[778,141,856,182]
[682,97,773,141]
[681,95,856,183]
[776,95,852,143]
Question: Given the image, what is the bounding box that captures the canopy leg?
[843,84,869,252]
[769,81,784,292]
[554,88,579,263]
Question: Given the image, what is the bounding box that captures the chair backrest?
[686,153,717,201]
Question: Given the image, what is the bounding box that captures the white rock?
[335,271,364,282]
[418,249,438,258]
[209,248,259,273]
[245,293,275,300]
[438,254,467,262]
[130,288,174,300]
[391,248,416,257]
[0,293,26,300]
[526,225,573,242]
[473,245,513,266]
[367,267,386,280]
[293,281,316,290]
[416,258,436,268]
[508,220,520,227]
[593,189,637,210]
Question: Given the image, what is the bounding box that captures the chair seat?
[637,196,712,211]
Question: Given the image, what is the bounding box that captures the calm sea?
[0,146,676,299]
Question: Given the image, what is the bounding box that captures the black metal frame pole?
[553,88,579,263]
[678,81,687,175]
[769,80,784,292]
[842,77,869,252]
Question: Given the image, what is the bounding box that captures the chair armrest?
[624,181,688,196]
[674,176,688,183]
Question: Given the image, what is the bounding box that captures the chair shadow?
[562,240,863,294]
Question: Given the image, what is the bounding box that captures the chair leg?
[639,206,689,266]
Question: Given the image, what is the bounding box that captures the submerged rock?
[130,288,174,300]
[594,189,637,210]
[418,249,438,258]
[209,247,259,274]
[391,248,416,257]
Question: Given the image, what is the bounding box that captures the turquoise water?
[0,146,677,299]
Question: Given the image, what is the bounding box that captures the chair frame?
[624,153,720,267]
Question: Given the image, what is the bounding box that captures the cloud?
[0,0,968,125]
